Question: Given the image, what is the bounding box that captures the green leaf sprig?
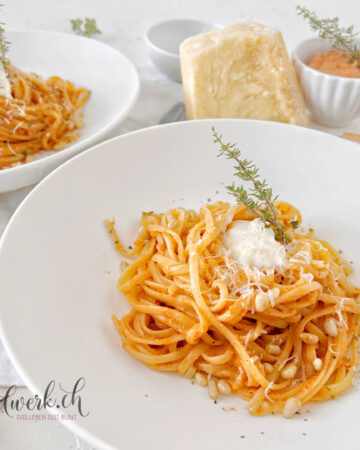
[296,6,360,66]
[212,127,289,244]
[0,4,9,69]
[70,18,101,38]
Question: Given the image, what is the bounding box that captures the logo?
[0,377,89,421]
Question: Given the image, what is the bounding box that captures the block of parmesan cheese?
[180,22,308,125]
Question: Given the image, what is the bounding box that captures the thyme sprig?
[0,5,9,69]
[70,18,101,38]
[212,127,289,243]
[296,6,360,66]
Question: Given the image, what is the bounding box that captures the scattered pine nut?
[217,380,231,395]
[283,397,302,418]
[255,293,270,312]
[313,358,322,371]
[264,363,274,374]
[208,378,218,399]
[281,363,297,379]
[266,343,281,355]
[299,332,319,345]
[324,317,338,337]
[195,372,208,387]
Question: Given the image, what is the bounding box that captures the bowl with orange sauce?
[293,38,360,127]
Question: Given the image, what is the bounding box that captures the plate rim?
[3,117,359,230]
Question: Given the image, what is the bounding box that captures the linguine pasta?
[106,201,360,417]
[0,64,90,168]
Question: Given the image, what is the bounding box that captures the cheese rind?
[180,22,308,125]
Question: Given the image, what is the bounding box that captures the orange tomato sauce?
[309,50,360,78]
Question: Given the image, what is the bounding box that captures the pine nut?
[217,380,231,395]
[208,378,218,399]
[271,287,280,298]
[264,363,274,374]
[266,343,281,355]
[299,332,319,345]
[281,363,297,379]
[324,317,338,337]
[313,358,322,371]
[283,397,302,418]
[255,293,270,312]
[194,372,208,387]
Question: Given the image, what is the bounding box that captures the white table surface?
[1,0,360,448]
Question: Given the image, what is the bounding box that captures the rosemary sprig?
[212,127,289,243]
[70,18,101,38]
[296,6,360,66]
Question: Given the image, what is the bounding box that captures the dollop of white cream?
[0,64,11,99]
[223,219,286,270]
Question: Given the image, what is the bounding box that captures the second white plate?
[0,30,139,192]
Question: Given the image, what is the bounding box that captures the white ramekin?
[292,38,360,127]
[145,19,221,83]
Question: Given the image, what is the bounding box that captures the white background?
[1,0,360,448]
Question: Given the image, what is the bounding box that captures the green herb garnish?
[213,127,289,243]
[296,6,360,66]
[291,220,299,229]
[0,5,9,69]
[70,18,101,38]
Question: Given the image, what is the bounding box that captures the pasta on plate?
[0,64,89,168]
[106,201,360,417]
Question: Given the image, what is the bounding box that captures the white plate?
[0,120,360,450]
[0,30,139,193]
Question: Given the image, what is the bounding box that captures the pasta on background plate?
[0,64,89,169]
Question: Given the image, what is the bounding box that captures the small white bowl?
[145,19,221,83]
[293,38,360,127]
